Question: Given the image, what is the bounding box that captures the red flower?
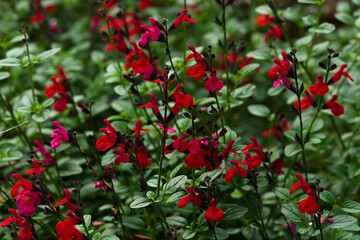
[185,152,204,168]
[268,51,291,88]
[227,51,244,65]
[294,90,315,110]
[290,173,319,215]
[239,57,260,72]
[104,0,117,9]
[113,144,130,165]
[96,120,118,151]
[34,140,53,165]
[139,0,153,10]
[264,26,283,42]
[136,146,151,169]
[1,209,32,240]
[309,74,328,96]
[262,117,291,139]
[53,189,77,213]
[95,181,109,191]
[11,174,33,198]
[326,95,344,116]
[106,33,128,53]
[241,137,266,167]
[171,9,196,30]
[225,160,247,182]
[56,211,83,240]
[25,158,46,176]
[204,198,224,222]
[330,64,354,83]
[184,45,207,80]
[205,69,224,92]
[172,133,190,152]
[256,14,275,26]
[139,17,162,47]
[30,9,45,23]
[177,186,202,208]
[271,159,284,174]
[45,66,70,112]
[175,92,195,108]
[125,42,154,80]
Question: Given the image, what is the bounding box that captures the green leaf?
[197,169,222,183]
[238,64,259,77]
[147,178,162,188]
[99,235,120,240]
[111,121,127,132]
[0,58,21,67]
[233,84,256,99]
[281,204,304,223]
[59,160,83,177]
[267,85,284,96]
[247,49,272,60]
[0,72,10,81]
[183,229,196,239]
[275,187,291,200]
[166,191,186,203]
[40,98,54,108]
[130,197,152,209]
[0,150,23,161]
[166,216,188,226]
[298,0,318,4]
[37,48,61,61]
[32,110,50,123]
[335,12,355,25]
[328,215,358,229]
[309,22,336,34]
[164,175,187,192]
[284,143,302,157]
[247,104,270,118]
[320,191,335,204]
[254,5,272,14]
[170,163,184,178]
[122,216,145,230]
[114,85,130,96]
[83,215,91,228]
[146,191,155,200]
[222,204,248,221]
[342,201,360,213]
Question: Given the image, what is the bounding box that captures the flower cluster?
[290,173,319,215]
[256,14,283,42]
[45,66,71,112]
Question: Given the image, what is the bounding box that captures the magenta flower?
[51,121,70,149]
[205,69,224,92]
[34,140,53,165]
[139,17,162,47]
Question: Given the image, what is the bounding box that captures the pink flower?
[51,121,70,149]
[139,17,162,47]
[34,140,53,165]
[205,69,224,92]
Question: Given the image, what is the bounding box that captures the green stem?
[23,32,36,103]
[221,0,230,114]
[293,55,308,182]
